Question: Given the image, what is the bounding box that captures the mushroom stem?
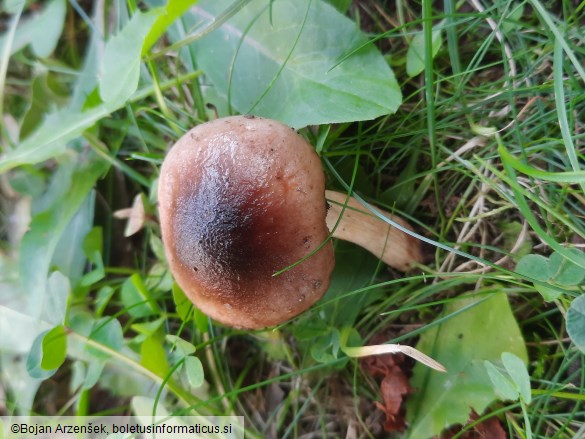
[326,190,422,272]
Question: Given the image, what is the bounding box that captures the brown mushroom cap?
[158,116,335,329]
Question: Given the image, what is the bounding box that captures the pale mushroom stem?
[325,190,423,272]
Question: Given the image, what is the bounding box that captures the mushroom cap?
[158,116,334,329]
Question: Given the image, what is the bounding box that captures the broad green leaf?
[40,325,67,371]
[131,317,166,337]
[190,0,401,128]
[71,360,105,391]
[325,0,352,13]
[42,271,70,326]
[79,227,105,287]
[0,71,201,172]
[121,273,158,318]
[145,263,174,294]
[21,73,69,139]
[321,243,384,327]
[502,352,532,403]
[515,254,551,282]
[85,317,124,361]
[0,305,50,353]
[567,295,585,354]
[172,282,193,322]
[142,0,199,54]
[7,167,47,198]
[184,356,204,388]
[95,286,115,317]
[82,227,103,258]
[51,193,96,286]
[70,360,85,391]
[406,29,442,77]
[193,308,209,333]
[0,105,106,173]
[549,250,585,286]
[26,330,57,379]
[534,284,563,302]
[140,336,170,377]
[84,360,105,389]
[166,335,196,356]
[99,9,163,106]
[310,328,342,363]
[0,0,66,57]
[406,293,527,439]
[150,234,167,263]
[19,153,109,319]
[484,361,519,401]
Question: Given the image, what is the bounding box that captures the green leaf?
[190,0,401,128]
[140,336,170,377]
[26,330,57,379]
[71,360,103,392]
[184,356,204,388]
[567,295,585,354]
[42,271,70,326]
[21,73,69,139]
[166,335,196,356]
[310,328,342,363]
[40,325,67,371]
[325,0,352,13]
[51,192,96,286]
[121,273,158,318]
[0,71,201,172]
[499,221,532,259]
[193,308,210,333]
[502,3,524,32]
[150,234,167,263]
[79,227,105,287]
[515,254,551,282]
[534,284,563,302]
[0,305,50,353]
[406,28,442,77]
[83,360,105,389]
[172,283,193,322]
[86,317,124,361]
[131,317,165,337]
[549,250,585,286]
[82,227,103,258]
[321,243,384,327]
[0,0,66,57]
[19,153,109,319]
[142,0,199,54]
[502,352,532,403]
[95,286,115,317]
[484,361,519,401]
[499,143,585,183]
[99,8,163,106]
[406,293,527,439]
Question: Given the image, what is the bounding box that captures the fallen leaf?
[440,410,507,438]
[361,334,412,433]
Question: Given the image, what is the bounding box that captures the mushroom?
[325,190,422,272]
[158,115,421,329]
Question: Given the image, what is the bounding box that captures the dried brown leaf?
[440,410,507,439]
[361,346,411,433]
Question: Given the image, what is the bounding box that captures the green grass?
[1,0,584,438]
